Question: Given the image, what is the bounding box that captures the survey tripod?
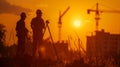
[43,20,59,61]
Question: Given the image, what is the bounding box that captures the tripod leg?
[46,24,59,61]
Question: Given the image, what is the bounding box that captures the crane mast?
[87,3,100,31]
[58,7,70,42]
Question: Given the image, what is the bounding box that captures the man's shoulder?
[31,18,36,23]
[17,20,22,24]
[32,17,37,20]
[32,17,44,22]
[32,17,43,20]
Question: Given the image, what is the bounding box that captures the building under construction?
[86,29,120,58]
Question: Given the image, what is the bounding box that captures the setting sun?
[73,19,81,28]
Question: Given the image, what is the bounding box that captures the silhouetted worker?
[31,9,45,57]
[16,12,28,57]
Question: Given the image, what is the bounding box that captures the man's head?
[20,12,26,20]
[36,9,42,17]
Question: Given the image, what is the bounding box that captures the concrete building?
[86,29,120,58]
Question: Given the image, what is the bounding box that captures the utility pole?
[58,6,70,42]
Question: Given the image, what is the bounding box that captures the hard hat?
[36,9,42,14]
[20,12,26,17]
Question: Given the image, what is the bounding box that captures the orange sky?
[0,0,120,49]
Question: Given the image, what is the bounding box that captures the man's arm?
[31,19,34,30]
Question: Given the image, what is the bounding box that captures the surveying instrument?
[43,20,59,61]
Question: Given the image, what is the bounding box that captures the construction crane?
[58,6,70,42]
[87,3,120,31]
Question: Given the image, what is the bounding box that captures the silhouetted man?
[16,12,28,57]
[31,9,45,57]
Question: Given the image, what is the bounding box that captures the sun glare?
[73,19,81,28]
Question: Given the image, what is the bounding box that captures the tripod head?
[46,20,49,24]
